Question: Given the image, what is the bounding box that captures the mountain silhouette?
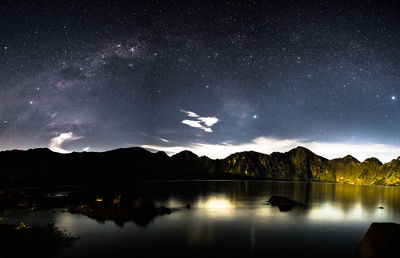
[1,146,399,187]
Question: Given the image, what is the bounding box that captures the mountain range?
[1,146,400,187]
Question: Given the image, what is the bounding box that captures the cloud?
[141,136,400,163]
[180,110,199,117]
[48,132,83,153]
[47,118,86,128]
[198,117,219,127]
[182,120,213,132]
[181,110,219,133]
[182,120,203,128]
[160,138,170,143]
[182,119,212,132]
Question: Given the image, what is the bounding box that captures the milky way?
[1,1,400,161]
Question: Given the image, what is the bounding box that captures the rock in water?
[67,197,172,227]
[267,196,298,212]
[354,222,400,258]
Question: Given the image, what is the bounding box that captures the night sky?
[2,0,400,162]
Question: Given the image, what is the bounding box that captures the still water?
[7,181,400,257]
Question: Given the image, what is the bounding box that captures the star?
[2,0,400,164]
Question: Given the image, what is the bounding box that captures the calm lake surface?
[6,180,400,257]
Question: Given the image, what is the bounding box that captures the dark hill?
[0,146,399,187]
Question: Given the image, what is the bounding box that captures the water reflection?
[198,196,235,217]
[308,203,364,221]
[53,181,400,226]
[44,181,400,257]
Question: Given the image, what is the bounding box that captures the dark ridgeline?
[1,146,400,187]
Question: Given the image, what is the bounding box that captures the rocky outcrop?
[67,196,171,227]
[354,222,400,258]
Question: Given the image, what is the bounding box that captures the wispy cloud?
[48,132,83,153]
[180,110,199,117]
[181,110,219,133]
[182,119,213,132]
[142,136,400,163]
[159,138,170,143]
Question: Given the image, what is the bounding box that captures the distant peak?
[293,146,311,152]
[177,150,197,155]
[155,150,168,155]
[363,157,382,166]
[104,147,152,155]
[288,146,313,155]
[172,150,199,160]
[27,148,53,152]
[155,151,169,159]
[343,155,360,162]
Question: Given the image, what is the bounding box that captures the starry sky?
[1,0,400,162]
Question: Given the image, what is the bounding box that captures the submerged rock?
[68,196,171,227]
[267,196,299,212]
[354,222,400,258]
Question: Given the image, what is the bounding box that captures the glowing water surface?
[9,181,400,257]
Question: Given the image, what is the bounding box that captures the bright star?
[253,115,257,119]
[391,96,396,100]
[29,101,33,104]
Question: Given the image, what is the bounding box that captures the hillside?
[1,146,400,187]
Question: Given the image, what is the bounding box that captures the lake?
[4,180,400,257]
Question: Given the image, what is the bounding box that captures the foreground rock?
[68,196,171,227]
[354,222,400,258]
[267,196,300,212]
[0,222,74,257]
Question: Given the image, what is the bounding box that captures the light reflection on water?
[18,181,400,257]
[198,196,235,217]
